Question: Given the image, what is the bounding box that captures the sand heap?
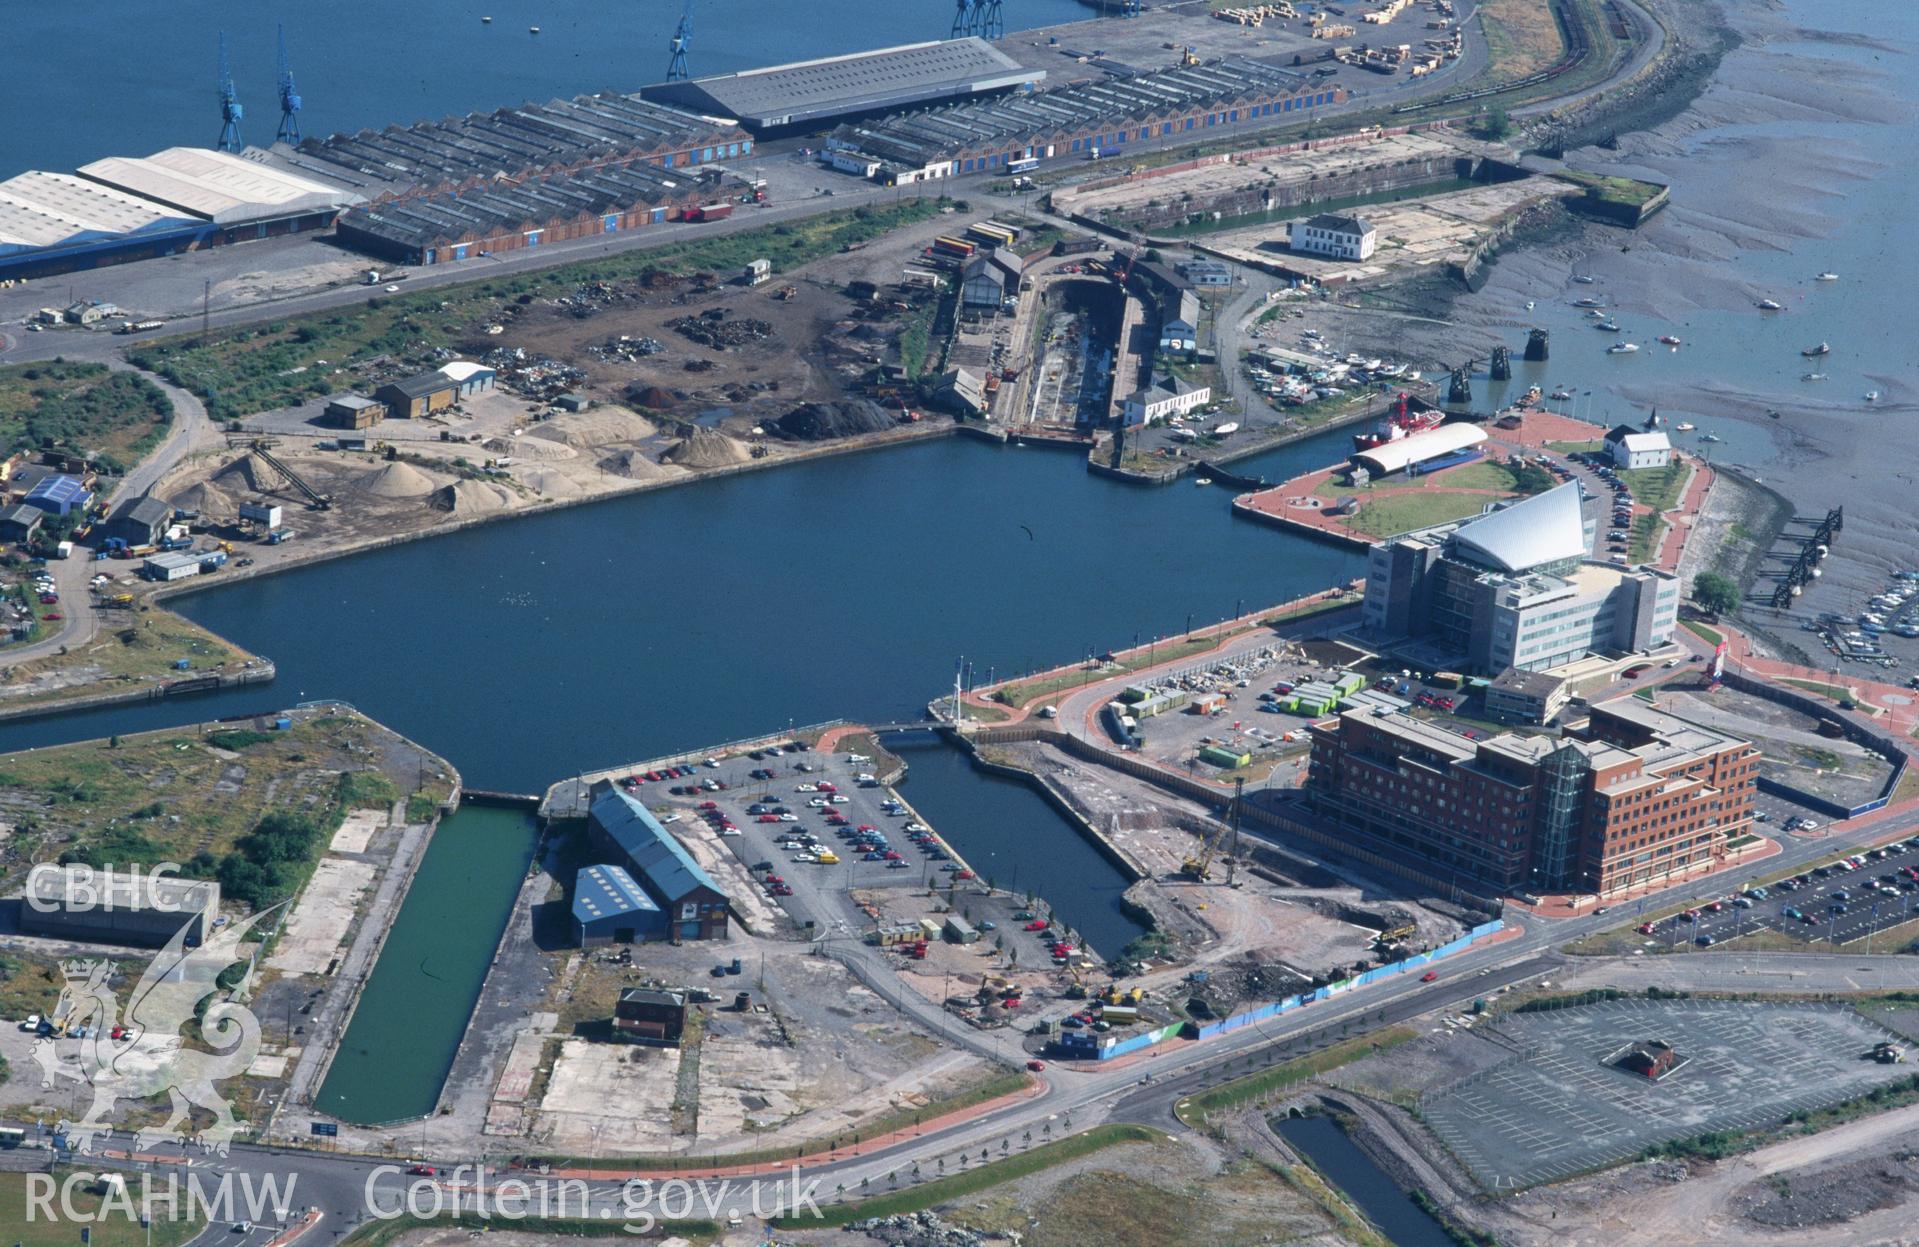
[485,435,576,461]
[167,478,240,521]
[596,449,675,481]
[426,480,515,518]
[212,452,287,494]
[358,460,438,499]
[517,468,585,498]
[662,426,750,469]
[524,407,657,450]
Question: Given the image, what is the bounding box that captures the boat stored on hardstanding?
[1758,298,1784,310]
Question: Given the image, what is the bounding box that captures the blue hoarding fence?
[1064,919,1506,1059]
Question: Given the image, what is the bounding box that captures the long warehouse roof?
[337,159,697,250]
[830,56,1321,168]
[641,37,1042,129]
[1352,422,1487,475]
[0,171,197,254]
[286,92,741,200]
[77,147,358,225]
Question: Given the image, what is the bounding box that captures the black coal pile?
[765,400,898,442]
[666,307,774,350]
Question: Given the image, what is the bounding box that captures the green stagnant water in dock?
[315,804,538,1124]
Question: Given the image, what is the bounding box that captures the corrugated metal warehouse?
[281,92,750,203]
[829,58,1346,183]
[640,38,1043,134]
[0,149,362,282]
[334,160,715,266]
[585,780,730,942]
[573,863,666,947]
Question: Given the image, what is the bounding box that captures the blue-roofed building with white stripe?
[573,863,666,947]
[584,780,730,942]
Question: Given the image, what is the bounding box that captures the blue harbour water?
[1,0,1094,179]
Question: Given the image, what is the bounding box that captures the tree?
[1693,572,1740,617]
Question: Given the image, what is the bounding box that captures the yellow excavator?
[1181,779,1244,881]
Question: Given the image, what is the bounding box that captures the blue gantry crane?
[276,25,303,145]
[216,32,245,152]
[951,0,977,38]
[977,0,1004,39]
[666,0,694,82]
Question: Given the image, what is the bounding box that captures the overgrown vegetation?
[0,361,172,473]
[206,728,273,750]
[1177,1028,1418,1125]
[134,200,948,421]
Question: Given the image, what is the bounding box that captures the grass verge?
[769,1123,1163,1229]
[1175,1027,1418,1126]
[0,1171,203,1247]
[1681,619,1723,646]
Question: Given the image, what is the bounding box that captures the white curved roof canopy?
[1352,421,1486,475]
[1450,480,1587,572]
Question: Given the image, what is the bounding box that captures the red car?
[42,612,60,620]
[757,814,780,823]
[765,875,785,885]
[1420,970,1439,982]
[1024,920,1049,932]
[1637,922,1655,935]
[406,1165,437,1177]
[699,801,718,809]
[955,869,975,880]
[857,824,877,833]
[1026,1059,1046,1071]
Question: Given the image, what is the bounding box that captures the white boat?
[1574,297,1605,309]
[1675,421,1696,431]
[1657,335,1682,346]
[1865,391,1881,402]
[1757,298,1783,311]
[1550,388,1574,401]
[529,25,541,33]
[1816,272,1839,281]
[1802,341,1831,357]
[1212,422,1240,436]
[1572,275,1597,284]
[1195,478,1213,487]
[1607,342,1639,354]
[482,15,492,22]
[1801,372,1827,382]
[1701,432,1723,443]
[1525,300,1536,310]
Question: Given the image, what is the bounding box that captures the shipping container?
[933,235,977,258]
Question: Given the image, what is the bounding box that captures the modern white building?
[1121,372,1212,426]
[1604,424,1673,470]
[1288,212,1377,261]
[1361,482,1680,675]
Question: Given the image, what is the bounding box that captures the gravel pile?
[846,1210,993,1247]
[765,400,899,442]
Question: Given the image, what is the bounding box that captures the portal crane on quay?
[216,32,245,153]
[977,0,1005,39]
[276,25,303,145]
[951,0,978,38]
[666,0,693,82]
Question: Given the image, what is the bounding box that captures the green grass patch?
[1681,619,1723,646]
[1345,490,1498,538]
[1620,462,1688,513]
[1555,170,1669,207]
[771,1123,1163,1229]
[206,728,273,750]
[134,200,948,421]
[0,361,173,474]
[1628,511,1665,564]
[1778,677,1859,705]
[0,1171,204,1247]
[1547,439,1604,455]
[405,791,441,824]
[1176,1027,1417,1125]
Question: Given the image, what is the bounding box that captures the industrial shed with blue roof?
[23,473,93,517]
[584,780,730,942]
[573,863,666,947]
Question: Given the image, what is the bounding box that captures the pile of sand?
[485,435,576,461]
[426,480,515,518]
[212,452,287,494]
[358,461,438,499]
[167,478,240,521]
[596,449,675,481]
[662,426,750,469]
[517,468,585,498]
[524,407,657,449]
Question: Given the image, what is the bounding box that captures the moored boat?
[1802,342,1831,357]
[1607,342,1639,354]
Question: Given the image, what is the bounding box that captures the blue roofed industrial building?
[584,780,730,942]
[572,863,666,947]
[23,474,93,518]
